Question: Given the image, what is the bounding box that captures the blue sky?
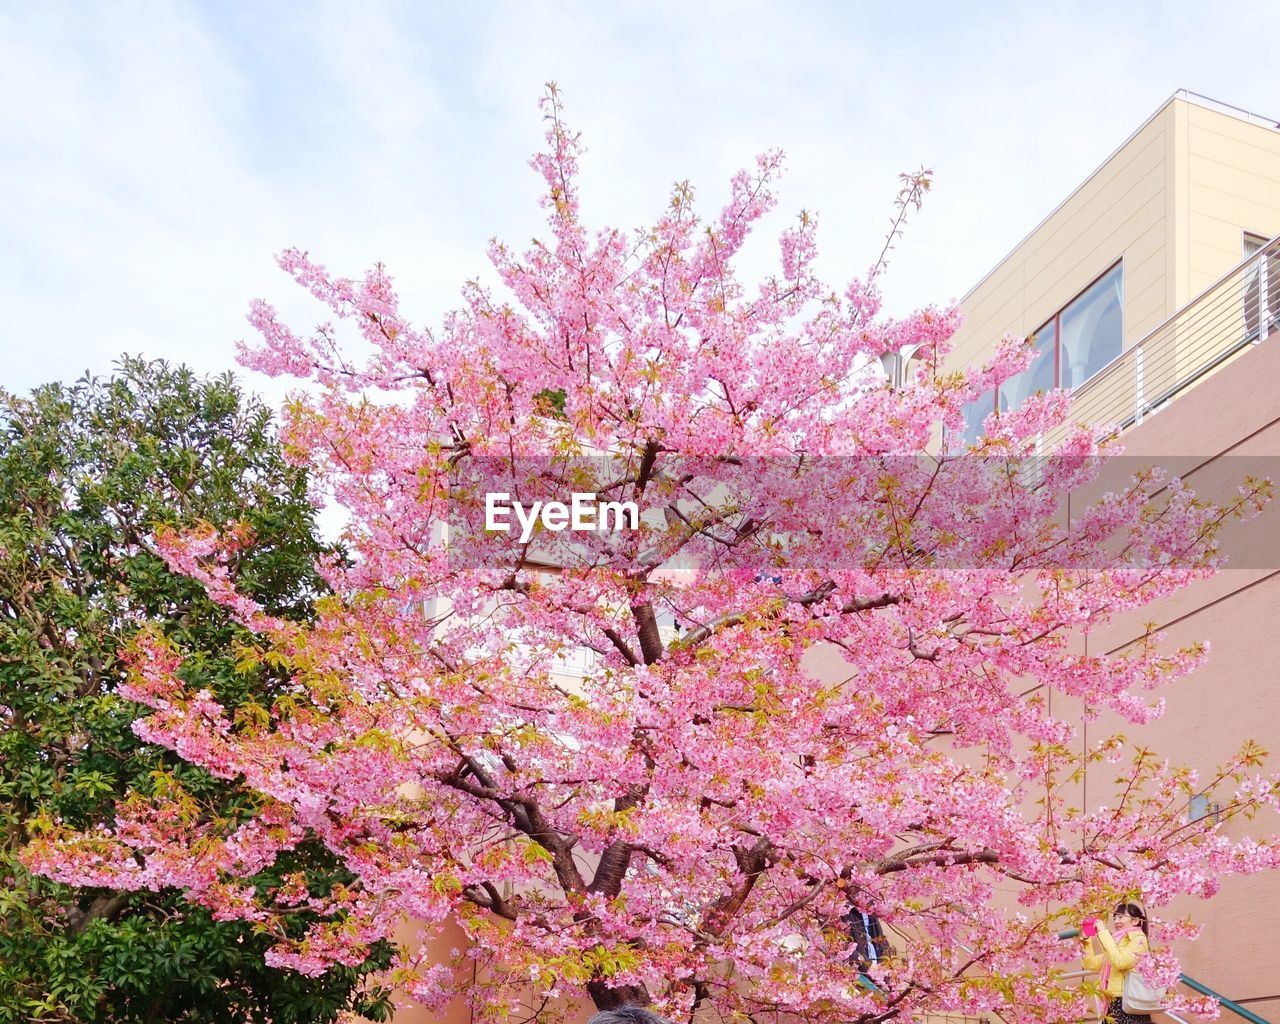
[3,1,1279,399]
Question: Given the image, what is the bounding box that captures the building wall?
[947,95,1280,383]
[1077,327,1280,1019]
[1184,101,1280,300]
[949,92,1280,1017]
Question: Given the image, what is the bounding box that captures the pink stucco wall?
[1076,330,1280,1017]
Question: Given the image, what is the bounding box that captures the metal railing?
[1044,235,1280,447]
[1179,975,1273,1024]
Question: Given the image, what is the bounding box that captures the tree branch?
[875,847,998,875]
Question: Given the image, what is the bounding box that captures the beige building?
[945,90,1280,1021]
[951,90,1280,445]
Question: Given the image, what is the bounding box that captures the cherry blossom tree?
[26,86,1280,1023]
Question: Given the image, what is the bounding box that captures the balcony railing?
[1044,234,1280,447]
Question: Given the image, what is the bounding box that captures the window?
[960,394,992,446]
[1188,792,1221,825]
[998,321,1057,415]
[1244,233,1280,340]
[550,644,596,677]
[954,262,1123,446]
[1058,263,1123,388]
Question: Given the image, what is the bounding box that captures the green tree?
[0,358,392,1023]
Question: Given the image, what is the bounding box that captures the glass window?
[952,261,1122,444]
[1244,233,1280,340]
[1188,793,1221,824]
[1058,263,1123,389]
[960,393,992,446]
[999,321,1057,414]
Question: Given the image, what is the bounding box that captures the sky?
[3,0,1280,402]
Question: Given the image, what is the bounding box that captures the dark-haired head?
[587,1009,673,1024]
[1112,901,1148,937]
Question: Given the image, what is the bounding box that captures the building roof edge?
[957,89,1280,307]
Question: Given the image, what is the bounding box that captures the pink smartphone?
[1081,918,1098,937]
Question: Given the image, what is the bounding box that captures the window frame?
[958,258,1124,445]
[1243,230,1278,342]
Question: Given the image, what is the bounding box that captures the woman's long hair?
[1114,901,1149,937]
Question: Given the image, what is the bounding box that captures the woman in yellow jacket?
[1081,902,1152,1024]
